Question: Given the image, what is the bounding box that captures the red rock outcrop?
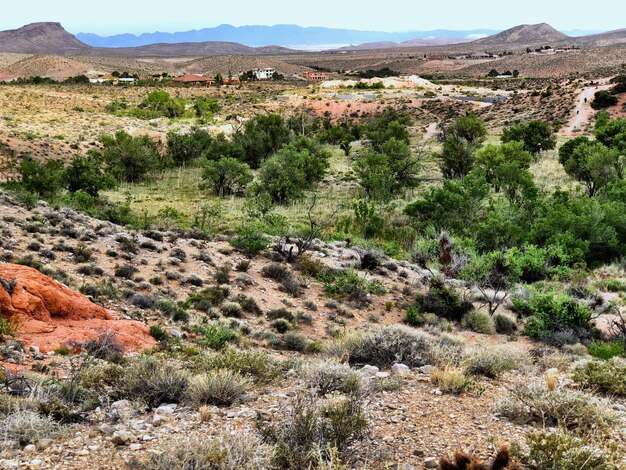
[0,264,155,353]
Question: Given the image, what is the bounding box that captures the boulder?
[0,264,155,353]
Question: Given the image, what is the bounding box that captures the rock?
[130,443,142,451]
[612,404,626,412]
[155,404,177,415]
[0,264,156,353]
[432,388,443,396]
[29,345,40,355]
[23,444,37,453]
[76,449,89,456]
[376,372,390,379]
[391,363,411,376]
[36,439,53,450]
[111,430,132,446]
[359,365,380,377]
[419,365,434,375]
[424,457,439,468]
[0,460,19,469]
[413,449,424,457]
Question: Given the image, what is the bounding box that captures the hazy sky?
[2,0,625,34]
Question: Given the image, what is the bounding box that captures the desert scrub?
[498,382,616,434]
[302,360,367,397]
[466,345,534,378]
[320,268,385,308]
[573,358,626,396]
[431,366,472,394]
[0,410,62,447]
[118,357,189,408]
[193,348,282,383]
[494,312,517,334]
[145,431,272,470]
[587,340,625,360]
[195,323,238,350]
[461,310,495,334]
[185,369,248,407]
[526,429,621,470]
[257,394,367,469]
[414,277,473,321]
[340,325,434,368]
[261,263,303,297]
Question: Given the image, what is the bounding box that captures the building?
[117,77,137,85]
[302,71,329,81]
[88,75,115,84]
[222,76,241,85]
[172,74,215,85]
[253,68,275,80]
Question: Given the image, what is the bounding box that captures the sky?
[2,0,625,35]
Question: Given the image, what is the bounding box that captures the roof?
[172,74,214,83]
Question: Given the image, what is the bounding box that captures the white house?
[253,68,275,80]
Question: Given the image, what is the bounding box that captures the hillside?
[0,22,90,54]
[472,23,570,46]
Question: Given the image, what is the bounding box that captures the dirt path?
[561,79,612,135]
[423,122,439,140]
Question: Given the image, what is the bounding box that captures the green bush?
[321,269,385,308]
[461,310,495,334]
[466,345,533,378]
[230,225,268,257]
[587,340,625,359]
[494,313,517,334]
[195,323,238,350]
[193,348,282,383]
[415,278,473,321]
[185,369,248,407]
[573,358,626,396]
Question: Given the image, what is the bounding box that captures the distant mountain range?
[1,22,625,57]
[76,24,499,49]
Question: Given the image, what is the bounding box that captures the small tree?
[437,114,487,179]
[18,157,65,198]
[560,141,621,196]
[96,131,162,183]
[63,154,116,197]
[167,128,213,166]
[234,114,292,168]
[201,157,253,197]
[591,90,618,110]
[501,120,556,156]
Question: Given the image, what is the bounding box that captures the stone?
[23,444,37,453]
[111,430,132,446]
[155,404,177,415]
[0,460,19,469]
[130,443,142,451]
[391,363,410,376]
[612,404,626,412]
[376,371,390,379]
[419,365,434,375]
[424,457,439,468]
[359,365,380,377]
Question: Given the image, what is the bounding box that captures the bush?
[466,345,533,378]
[17,157,65,198]
[344,325,434,368]
[591,90,619,110]
[494,313,517,334]
[149,324,169,342]
[144,432,272,470]
[587,340,625,360]
[83,331,125,363]
[431,366,471,394]
[302,360,367,397]
[185,369,248,407]
[281,332,310,352]
[415,278,473,321]
[321,269,385,308]
[118,357,189,408]
[196,323,238,350]
[187,286,229,311]
[498,382,616,434]
[221,301,243,318]
[167,128,212,166]
[230,225,268,257]
[461,310,495,334]
[573,358,626,396]
[202,157,253,197]
[257,394,367,469]
[271,318,293,333]
[193,348,282,383]
[94,131,162,183]
[526,430,618,470]
[0,410,62,447]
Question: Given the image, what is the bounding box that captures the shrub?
[196,323,238,350]
[144,432,271,470]
[83,331,125,363]
[221,301,243,318]
[461,310,495,334]
[194,348,281,383]
[0,410,61,447]
[431,366,471,394]
[230,225,268,257]
[258,394,367,469]
[214,265,231,284]
[149,324,169,342]
[267,308,295,323]
[185,369,248,407]
[187,286,229,311]
[114,263,137,279]
[0,316,18,337]
[498,382,616,434]
[587,340,624,360]
[494,313,517,334]
[415,278,473,321]
[302,361,367,397]
[261,263,302,297]
[118,357,189,408]
[202,157,253,197]
[573,358,626,396]
[344,325,434,368]
[466,345,533,378]
[439,446,519,470]
[526,430,618,470]
[271,318,293,333]
[321,269,385,308]
[281,332,310,352]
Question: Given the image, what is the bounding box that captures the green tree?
[18,157,65,198]
[591,90,618,110]
[595,117,626,152]
[202,133,246,161]
[354,138,420,201]
[63,154,116,197]
[167,128,213,166]
[95,131,161,183]
[201,157,253,197]
[438,114,487,179]
[139,90,185,118]
[501,120,556,155]
[560,141,622,196]
[475,141,532,191]
[234,114,292,168]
